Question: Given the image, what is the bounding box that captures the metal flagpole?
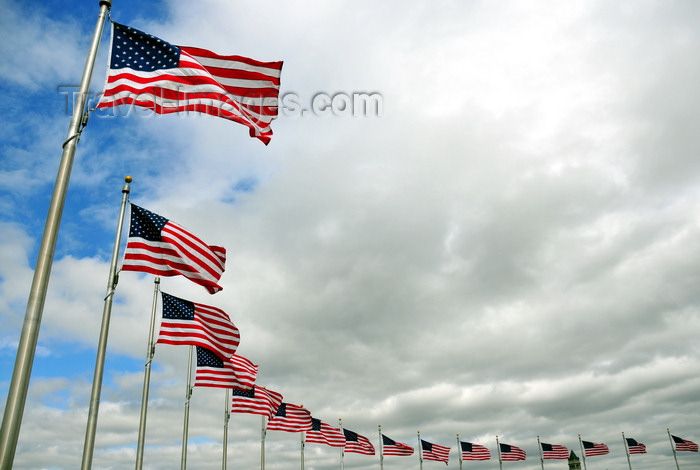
[222,389,230,470]
[261,415,266,470]
[339,418,344,470]
[181,346,194,470]
[377,425,383,470]
[577,435,587,470]
[621,432,632,470]
[135,277,160,469]
[300,429,305,470]
[417,431,423,470]
[667,428,681,470]
[496,436,503,470]
[0,2,113,466]
[456,434,462,470]
[537,436,544,470]
[81,176,131,470]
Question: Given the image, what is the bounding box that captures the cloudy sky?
[1,0,699,468]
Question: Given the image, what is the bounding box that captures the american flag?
[342,429,375,455]
[541,442,569,459]
[582,440,609,457]
[499,443,526,461]
[96,22,283,145]
[421,439,450,465]
[157,292,239,359]
[230,385,283,418]
[305,418,346,448]
[122,204,226,294]
[672,435,699,452]
[625,438,647,454]
[193,347,257,390]
[459,441,490,461]
[381,435,414,456]
[266,403,312,432]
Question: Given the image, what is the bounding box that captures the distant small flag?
[499,443,526,461]
[305,419,346,448]
[541,442,569,459]
[193,347,257,389]
[230,385,283,418]
[122,204,226,294]
[381,435,414,456]
[97,22,283,144]
[421,439,450,465]
[625,438,647,454]
[672,435,699,452]
[342,429,375,455]
[582,441,609,457]
[266,403,312,432]
[460,441,490,461]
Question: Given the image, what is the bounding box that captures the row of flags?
[1,6,287,468]
[119,202,698,467]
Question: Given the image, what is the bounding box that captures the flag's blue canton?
[461,442,473,452]
[232,387,255,398]
[111,22,181,71]
[129,204,168,241]
[422,441,433,452]
[343,429,359,442]
[500,444,513,452]
[383,435,397,446]
[541,443,554,451]
[161,292,195,320]
[274,403,287,417]
[196,346,223,368]
[311,418,322,431]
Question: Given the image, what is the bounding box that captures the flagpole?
[378,425,383,470]
[417,431,423,470]
[0,2,112,467]
[181,346,194,470]
[667,428,681,470]
[577,435,587,470]
[537,436,544,470]
[300,429,305,470]
[222,389,230,470]
[135,277,160,469]
[496,436,503,470]
[456,434,462,470]
[81,176,131,470]
[261,415,266,470]
[339,418,344,470]
[621,433,637,470]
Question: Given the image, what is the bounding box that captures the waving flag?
[541,442,568,459]
[499,443,526,461]
[305,419,346,448]
[97,22,283,144]
[421,439,450,465]
[158,292,239,359]
[266,403,312,432]
[193,347,257,389]
[582,441,609,457]
[342,429,375,455]
[230,385,283,418]
[672,435,699,452]
[381,435,414,456]
[122,204,226,294]
[460,441,490,461]
[625,438,647,454]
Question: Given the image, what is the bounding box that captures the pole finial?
[125,175,133,183]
